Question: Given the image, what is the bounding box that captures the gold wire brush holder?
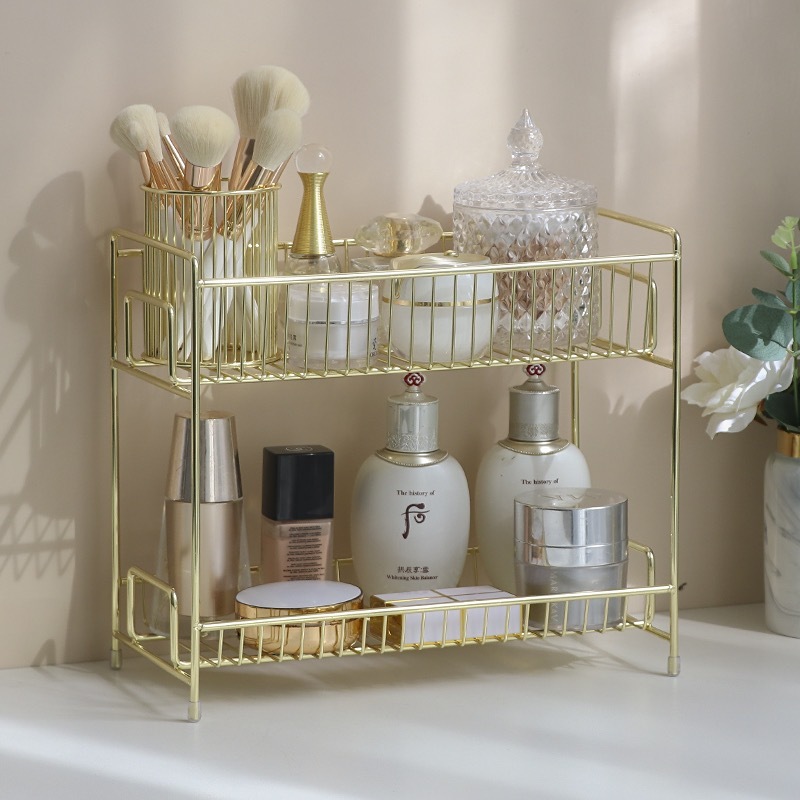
[140,182,279,369]
[110,208,682,722]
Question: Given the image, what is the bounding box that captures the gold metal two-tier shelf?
[110,191,681,722]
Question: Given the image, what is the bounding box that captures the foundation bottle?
[350,373,470,604]
[261,445,334,582]
[474,365,591,593]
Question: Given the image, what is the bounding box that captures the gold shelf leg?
[667,228,682,678]
[187,271,202,723]
[188,623,201,720]
[110,235,122,672]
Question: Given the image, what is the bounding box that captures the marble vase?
[764,428,800,637]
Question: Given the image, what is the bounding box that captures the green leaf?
[772,218,799,250]
[752,288,786,308]
[764,387,800,431]
[722,304,792,360]
[761,249,791,275]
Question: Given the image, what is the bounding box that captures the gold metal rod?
[111,361,190,397]
[200,584,673,634]
[668,227,683,677]
[598,207,679,239]
[571,361,580,448]
[625,263,636,355]
[110,234,122,671]
[189,259,202,722]
[200,252,678,288]
[114,632,192,685]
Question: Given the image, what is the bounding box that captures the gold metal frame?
[110,208,681,721]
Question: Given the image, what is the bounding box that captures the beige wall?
[1,0,797,668]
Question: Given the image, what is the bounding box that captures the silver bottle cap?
[508,364,559,442]
[165,410,243,503]
[385,373,439,454]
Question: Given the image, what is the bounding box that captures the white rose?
[681,347,793,438]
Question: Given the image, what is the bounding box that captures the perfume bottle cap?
[508,364,560,442]
[386,373,439,454]
[262,445,334,521]
[354,212,443,257]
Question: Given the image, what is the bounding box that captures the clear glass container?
[453,109,599,353]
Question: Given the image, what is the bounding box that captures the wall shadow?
[1,171,107,664]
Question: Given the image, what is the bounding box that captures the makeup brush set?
[110,66,309,363]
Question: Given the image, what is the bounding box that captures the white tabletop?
[0,604,795,799]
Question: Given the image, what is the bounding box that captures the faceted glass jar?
[453,109,599,354]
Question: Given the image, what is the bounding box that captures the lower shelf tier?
[114,541,676,680]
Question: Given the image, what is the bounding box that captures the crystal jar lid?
[452,109,597,212]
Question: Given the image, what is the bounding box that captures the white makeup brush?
[269,69,311,117]
[110,114,151,185]
[229,65,310,189]
[219,109,302,237]
[171,105,236,191]
[110,104,175,188]
[246,108,303,189]
[171,105,236,239]
[157,111,185,181]
[230,65,282,190]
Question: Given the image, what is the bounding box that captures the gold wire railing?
[117,542,668,680]
[111,214,674,394]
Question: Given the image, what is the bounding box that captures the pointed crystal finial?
[507,108,543,164]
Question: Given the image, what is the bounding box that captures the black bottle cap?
[262,445,334,521]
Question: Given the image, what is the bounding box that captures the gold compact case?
[235,580,363,655]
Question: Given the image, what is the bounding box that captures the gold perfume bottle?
[285,144,378,371]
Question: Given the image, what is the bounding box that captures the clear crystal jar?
[453,109,599,353]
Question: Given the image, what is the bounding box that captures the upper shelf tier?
[110,210,680,394]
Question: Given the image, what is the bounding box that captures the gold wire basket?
[112,211,667,391]
[139,183,279,369]
[110,208,682,721]
[122,542,667,671]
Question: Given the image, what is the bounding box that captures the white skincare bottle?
[350,373,470,604]
[474,365,591,593]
